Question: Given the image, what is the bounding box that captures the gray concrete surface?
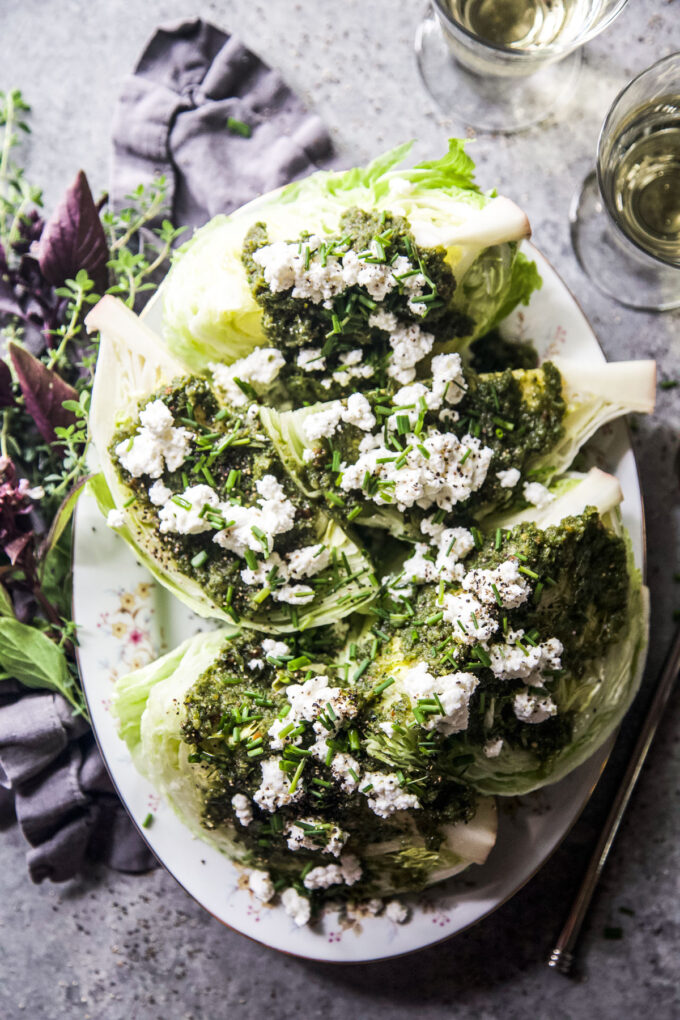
[1,1,679,1017]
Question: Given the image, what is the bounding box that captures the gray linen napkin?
[0,16,334,882]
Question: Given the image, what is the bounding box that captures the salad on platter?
[84,141,653,930]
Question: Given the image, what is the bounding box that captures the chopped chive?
[253,588,270,604]
[533,581,544,604]
[519,565,540,580]
[191,549,209,569]
[171,495,191,509]
[325,490,346,507]
[123,495,136,508]
[226,116,252,137]
[371,677,395,696]
[459,448,471,465]
[495,528,502,550]
[142,812,154,829]
[361,784,374,794]
[353,657,371,682]
[288,759,306,793]
[425,612,443,625]
[226,469,240,490]
[491,583,502,607]
[347,505,362,521]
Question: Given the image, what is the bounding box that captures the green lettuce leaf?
[160,139,533,373]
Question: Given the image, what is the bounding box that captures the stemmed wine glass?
[570,52,680,311]
[415,0,630,134]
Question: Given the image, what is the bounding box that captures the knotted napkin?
[0,16,333,882]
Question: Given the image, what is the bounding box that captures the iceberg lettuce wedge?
[113,627,498,899]
[258,358,655,538]
[360,472,647,797]
[86,297,379,632]
[161,140,533,374]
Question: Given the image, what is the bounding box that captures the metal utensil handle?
[548,621,680,975]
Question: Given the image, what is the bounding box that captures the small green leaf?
[0,617,68,690]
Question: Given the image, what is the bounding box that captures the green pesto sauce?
[376,509,629,764]
[179,629,477,902]
[242,207,472,403]
[469,328,539,373]
[111,378,321,620]
[456,361,566,512]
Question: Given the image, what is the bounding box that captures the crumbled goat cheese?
[497,467,521,488]
[272,584,316,605]
[385,900,410,924]
[402,520,475,586]
[148,480,173,506]
[441,590,499,645]
[286,544,331,578]
[297,348,326,372]
[106,509,125,529]
[341,393,376,432]
[267,715,304,750]
[303,402,343,443]
[211,348,285,406]
[330,753,361,793]
[303,854,363,890]
[241,544,329,590]
[368,309,398,333]
[400,662,479,736]
[483,738,504,758]
[488,631,563,682]
[430,353,466,406]
[261,638,291,659]
[253,757,304,812]
[248,869,275,903]
[158,484,220,535]
[248,658,264,671]
[463,559,531,609]
[386,321,435,385]
[115,399,192,479]
[439,407,459,425]
[332,349,375,387]
[361,771,421,818]
[285,675,357,737]
[513,689,558,724]
[231,793,253,827]
[339,431,492,512]
[285,819,348,857]
[281,887,312,927]
[359,431,382,454]
[342,248,398,301]
[523,481,554,508]
[213,474,296,557]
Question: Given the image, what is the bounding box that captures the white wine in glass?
[601,95,680,266]
[415,0,630,133]
[571,54,680,311]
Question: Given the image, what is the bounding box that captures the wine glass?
[570,52,680,311]
[415,0,630,134]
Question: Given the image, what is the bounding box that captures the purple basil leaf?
[8,342,77,448]
[36,170,109,293]
[0,361,14,410]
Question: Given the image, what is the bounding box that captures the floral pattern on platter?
[95,581,157,684]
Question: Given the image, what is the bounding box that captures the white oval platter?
[73,242,644,962]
